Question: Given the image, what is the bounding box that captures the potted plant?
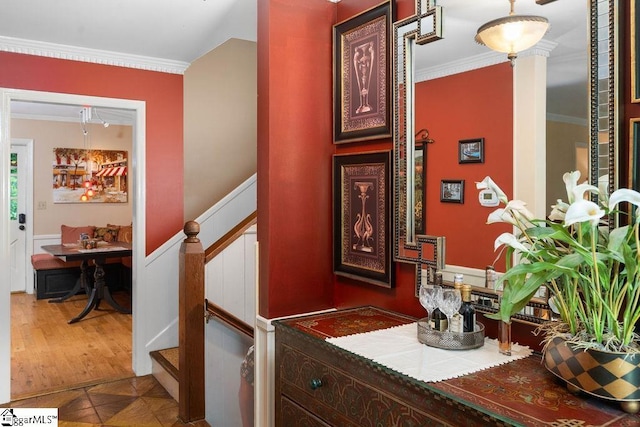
[476,171,640,413]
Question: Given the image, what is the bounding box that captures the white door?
[9,142,31,293]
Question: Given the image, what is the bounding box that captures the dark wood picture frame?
[333,151,393,287]
[415,142,426,235]
[458,138,484,164]
[441,179,464,203]
[333,2,393,143]
[630,118,640,191]
[633,0,640,103]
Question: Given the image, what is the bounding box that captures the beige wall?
[546,119,589,210]
[184,38,257,221]
[11,119,133,235]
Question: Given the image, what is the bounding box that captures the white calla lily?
[548,200,569,222]
[487,208,515,225]
[505,200,535,222]
[476,176,508,204]
[476,171,640,349]
[494,232,529,253]
[564,199,605,227]
[571,183,600,203]
[563,171,581,203]
[609,188,640,210]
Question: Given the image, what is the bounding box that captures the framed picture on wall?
[458,138,484,164]
[53,148,128,203]
[440,179,464,203]
[632,0,640,103]
[333,151,393,287]
[333,2,393,143]
[630,118,640,192]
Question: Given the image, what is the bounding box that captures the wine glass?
[439,289,462,333]
[419,285,441,328]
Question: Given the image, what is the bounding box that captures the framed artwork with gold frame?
[333,151,393,287]
[333,2,393,143]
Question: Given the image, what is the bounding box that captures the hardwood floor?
[11,291,134,400]
[7,375,207,426]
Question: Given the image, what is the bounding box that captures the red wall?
[416,65,513,270]
[258,0,336,318]
[0,52,184,253]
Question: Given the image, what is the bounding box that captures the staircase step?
[150,347,179,401]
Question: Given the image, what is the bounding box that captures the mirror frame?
[392,0,445,293]
[393,0,619,307]
[589,0,619,208]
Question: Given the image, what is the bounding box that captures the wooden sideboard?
[273,306,640,426]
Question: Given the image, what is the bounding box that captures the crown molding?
[0,36,189,75]
[416,39,558,82]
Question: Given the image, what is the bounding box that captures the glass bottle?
[430,271,447,331]
[451,280,464,333]
[498,320,512,356]
[460,284,476,332]
[430,307,448,332]
[485,265,496,288]
[453,273,464,288]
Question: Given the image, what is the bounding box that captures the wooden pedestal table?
[41,242,132,323]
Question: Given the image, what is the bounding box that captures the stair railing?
[178,212,256,423]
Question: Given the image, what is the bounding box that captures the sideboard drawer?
[279,396,331,427]
[277,337,446,426]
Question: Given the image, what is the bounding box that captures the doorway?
[0,89,146,403]
[9,140,33,293]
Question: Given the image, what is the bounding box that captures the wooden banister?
[178,212,256,423]
[178,221,205,423]
[205,211,257,263]
[205,299,254,339]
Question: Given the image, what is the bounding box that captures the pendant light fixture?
[475,0,549,66]
[80,107,93,202]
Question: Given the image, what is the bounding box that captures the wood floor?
[8,375,206,426]
[10,291,134,400]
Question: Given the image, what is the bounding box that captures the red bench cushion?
[31,253,82,270]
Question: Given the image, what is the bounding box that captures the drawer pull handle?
[309,378,323,390]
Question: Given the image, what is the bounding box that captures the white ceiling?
[0,0,257,64]
[1,0,586,121]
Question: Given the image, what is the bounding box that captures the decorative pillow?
[94,226,120,243]
[61,225,95,244]
[116,225,133,243]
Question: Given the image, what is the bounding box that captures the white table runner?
[326,322,532,383]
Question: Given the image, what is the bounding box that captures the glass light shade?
[475,15,549,55]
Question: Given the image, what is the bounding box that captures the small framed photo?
[441,180,464,203]
[458,138,484,164]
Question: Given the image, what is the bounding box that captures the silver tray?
[417,318,485,350]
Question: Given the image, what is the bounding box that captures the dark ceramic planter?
[543,336,640,413]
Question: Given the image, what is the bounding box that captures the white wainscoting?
[138,173,256,375]
[204,226,256,426]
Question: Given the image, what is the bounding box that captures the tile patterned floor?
[5,375,207,426]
